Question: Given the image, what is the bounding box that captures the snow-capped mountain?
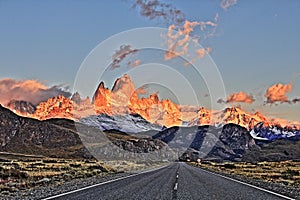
[3,74,300,143]
[79,113,162,133]
[250,122,300,141]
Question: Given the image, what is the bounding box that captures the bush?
[281,169,299,179]
[43,159,58,163]
[0,168,28,179]
[223,163,236,169]
[69,163,81,168]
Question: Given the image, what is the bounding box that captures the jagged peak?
[98,81,105,89]
[92,81,111,103]
[150,93,159,103]
[111,74,133,92]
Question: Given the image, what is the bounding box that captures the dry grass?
[100,160,165,172]
[191,160,300,188]
[0,153,166,195]
[0,158,110,179]
[0,156,111,194]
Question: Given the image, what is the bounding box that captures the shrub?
[281,169,299,179]
[223,163,236,169]
[69,163,81,168]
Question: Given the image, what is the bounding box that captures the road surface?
[45,162,294,200]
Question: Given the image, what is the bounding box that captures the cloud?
[135,85,149,95]
[127,59,141,68]
[133,59,141,67]
[217,98,226,104]
[109,45,138,70]
[164,20,217,61]
[220,0,237,11]
[290,98,300,104]
[131,1,219,62]
[214,13,219,22]
[196,47,211,59]
[227,91,254,104]
[0,78,71,106]
[264,83,293,104]
[132,0,185,25]
[218,91,254,104]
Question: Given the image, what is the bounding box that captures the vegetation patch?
[191,160,300,188]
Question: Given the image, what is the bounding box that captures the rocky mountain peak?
[6,99,36,115]
[34,95,73,120]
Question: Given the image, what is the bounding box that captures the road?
[45,162,294,200]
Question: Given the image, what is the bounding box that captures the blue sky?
[0,0,299,120]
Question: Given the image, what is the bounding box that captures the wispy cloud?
[164,20,217,61]
[132,0,185,25]
[131,0,226,63]
[127,59,141,68]
[220,0,237,11]
[196,47,211,59]
[109,45,138,70]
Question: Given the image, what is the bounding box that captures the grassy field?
[0,152,166,195]
[191,160,300,188]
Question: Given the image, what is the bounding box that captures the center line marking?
[174,182,178,191]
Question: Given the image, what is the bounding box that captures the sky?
[0,0,299,120]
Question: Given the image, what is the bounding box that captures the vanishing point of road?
[45,162,294,200]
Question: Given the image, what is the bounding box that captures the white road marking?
[173,182,178,191]
[195,166,295,200]
[43,164,170,200]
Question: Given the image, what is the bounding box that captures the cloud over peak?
[0,78,71,106]
[265,82,292,104]
[218,91,254,104]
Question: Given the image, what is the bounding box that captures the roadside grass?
[0,153,166,195]
[191,160,300,188]
[0,156,111,195]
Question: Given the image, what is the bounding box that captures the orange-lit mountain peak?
[93,81,112,115]
[112,74,134,93]
[92,74,182,126]
[128,92,182,127]
[34,95,73,120]
[253,111,269,123]
[150,93,160,104]
[197,107,212,125]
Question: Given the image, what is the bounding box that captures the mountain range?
[1,74,300,162]
[4,74,300,131]
[1,104,300,162]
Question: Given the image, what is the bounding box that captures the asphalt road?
[46,162,293,200]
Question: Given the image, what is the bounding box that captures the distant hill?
[0,104,91,158]
[152,124,300,162]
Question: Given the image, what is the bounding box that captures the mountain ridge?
[1,104,299,162]
[3,74,300,131]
